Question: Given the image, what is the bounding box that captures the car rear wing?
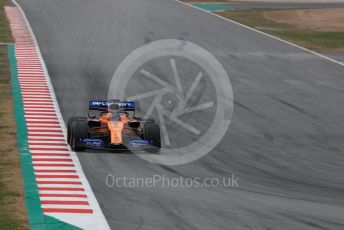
[88,100,135,111]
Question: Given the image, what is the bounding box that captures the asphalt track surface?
[15,0,344,229]
[321,52,344,64]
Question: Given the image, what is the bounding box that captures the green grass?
[220,9,292,29]
[0,0,12,43]
[0,1,28,229]
[218,9,344,52]
[0,46,28,230]
[270,30,344,51]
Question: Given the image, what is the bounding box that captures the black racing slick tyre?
[144,122,161,153]
[67,116,87,145]
[70,120,88,151]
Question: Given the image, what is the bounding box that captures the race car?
[67,100,161,152]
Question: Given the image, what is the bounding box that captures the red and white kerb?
[6,6,109,229]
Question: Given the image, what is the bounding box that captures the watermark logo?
[106,174,239,189]
[108,39,233,165]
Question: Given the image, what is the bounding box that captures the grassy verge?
[0,0,12,43]
[0,0,29,229]
[270,30,344,51]
[218,9,344,52]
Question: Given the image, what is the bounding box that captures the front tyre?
[70,120,89,151]
[144,123,161,153]
[67,116,87,145]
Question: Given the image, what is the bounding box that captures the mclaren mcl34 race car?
[67,100,161,152]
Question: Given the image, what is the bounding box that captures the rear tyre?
[67,116,87,145]
[144,123,161,153]
[70,120,88,151]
